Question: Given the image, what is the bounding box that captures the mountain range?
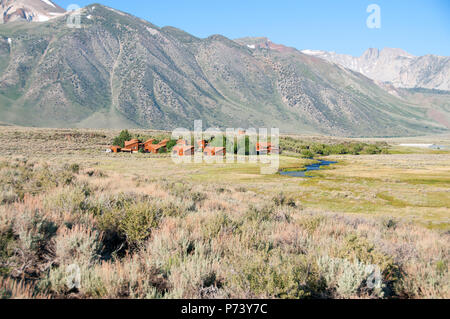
[301,48,450,91]
[0,1,448,137]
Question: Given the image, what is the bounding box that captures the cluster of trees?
[280,137,389,158]
[209,135,257,155]
[112,130,132,148]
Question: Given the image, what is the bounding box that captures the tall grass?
[0,158,448,299]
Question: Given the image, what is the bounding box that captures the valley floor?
[0,127,448,299]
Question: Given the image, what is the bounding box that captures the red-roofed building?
[110,146,121,153]
[203,147,226,156]
[197,140,207,151]
[158,139,170,147]
[176,139,189,146]
[172,145,194,156]
[256,142,279,155]
[123,139,140,152]
[147,144,167,154]
[143,139,155,152]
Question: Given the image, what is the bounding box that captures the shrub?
[98,200,162,248]
[165,243,222,298]
[3,209,58,279]
[235,187,247,193]
[245,205,274,223]
[119,202,161,246]
[0,227,16,276]
[38,225,103,296]
[190,191,207,203]
[272,192,296,207]
[43,185,90,214]
[230,251,325,299]
[158,200,190,218]
[167,182,191,199]
[67,163,80,174]
[382,218,398,230]
[85,256,168,299]
[54,224,103,266]
[436,260,447,276]
[362,145,380,155]
[202,213,240,239]
[317,255,385,298]
[0,186,16,204]
[336,234,402,296]
[301,150,315,158]
[297,216,324,235]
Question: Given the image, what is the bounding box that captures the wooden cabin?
[183,146,194,156]
[172,145,194,156]
[147,144,167,154]
[110,146,121,153]
[214,147,226,156]
[123,139,140,152]
[203,147,226,156]
[158,139,170,147]
[143,139,155,152]
[176,139,189,146]
[172,145,181,155]
[256,142,279,155]
[256,142,270,155]
[203,146,214,156]
[197,140,207,151]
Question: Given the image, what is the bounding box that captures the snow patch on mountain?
[147,27,159,36]
[41,0,55,8]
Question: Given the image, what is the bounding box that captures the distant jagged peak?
[361,47,380,60]
[0,0,65,23]
[362,47,415,60]
[301,47,415,60]
[379,47,415,58]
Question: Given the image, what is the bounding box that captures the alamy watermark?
[67,4,82,28]
[367,4,381,29]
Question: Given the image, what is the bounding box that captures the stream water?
[280,160,338,177]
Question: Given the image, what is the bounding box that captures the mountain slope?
[301,48,450,91]
[0,4,447,137]
[0,0,65,23]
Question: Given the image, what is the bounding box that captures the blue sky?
[54,0,450,56]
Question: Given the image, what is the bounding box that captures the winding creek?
[280,160,338,177]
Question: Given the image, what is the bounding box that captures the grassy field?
[0,127,448,299]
